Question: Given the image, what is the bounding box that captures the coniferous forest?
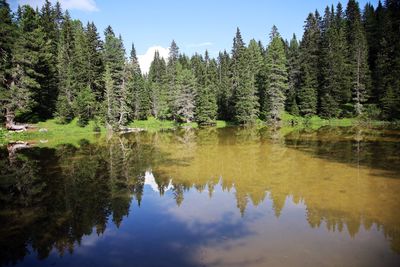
[1,0,400,131]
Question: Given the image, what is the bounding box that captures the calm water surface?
[1,126,400,267]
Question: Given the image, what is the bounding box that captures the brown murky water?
[1,126,399,266]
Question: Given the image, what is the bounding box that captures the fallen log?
[5,110,30,131]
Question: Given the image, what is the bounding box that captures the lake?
[1,126,400,267]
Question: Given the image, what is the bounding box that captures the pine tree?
[286,34,301,115]
[319,5,351,118]
[127,44,149,120]
[195,51,218,125]
[346,0,371,115]
[216,50,232,120]
[85,22,104,101]
[56,11,75,123]
[175,67,196,123]
[148,50,168,119]
[0,0,16,114]
[103,26,127,129]
[298,13,321,116]
[263,26,288,124]
[166,40,180,120]
[13,5,54,122]
[231,28,259,124]
[0,1,32,128]
[74,85,95,126]
[247,39,266,119]
[37,0,59,118]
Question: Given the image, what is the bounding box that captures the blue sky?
[11,0,378,72]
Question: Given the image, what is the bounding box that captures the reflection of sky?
[17,176,400,267]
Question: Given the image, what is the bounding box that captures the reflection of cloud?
[18,0,99,11]
[186,42,213,48]
[145,171,172,193]
[138,46,169,74]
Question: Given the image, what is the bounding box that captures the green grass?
[1,119,105,147]
[1,114,397,147]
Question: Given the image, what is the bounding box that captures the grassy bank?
[0,114,396,146]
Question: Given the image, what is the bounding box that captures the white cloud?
[186,42,213,48]
[138,45,170,75]
[18,0,99,12]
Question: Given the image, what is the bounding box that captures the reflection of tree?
[0,134,165,265]
[1,125,400,265]
[152,126,400,253]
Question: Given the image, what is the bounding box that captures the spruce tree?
[263,26,288,124]
[0,1,32,126]
[128,44,149,120]
[298,13,321,116]
[175,67,196,123]
[195,51,218,125]
[216,50,232,120]
[231,28,259,124]
[103,26,126,129]
[85,22,104,101]
[14,5,54,121]
[148,51,168,119]
[319,5,351,118]
[247,39,266,119]
[346,0,370,115]
[56,11,75,123]
[166,40,180,120]
[37,0,59,118]
[0,0,16,113]
[286,34,301,115]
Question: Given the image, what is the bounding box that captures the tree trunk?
[5,108,29,131]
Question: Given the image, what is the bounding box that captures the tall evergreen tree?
[231,28,259,124]
[0,1,33,128]
[247,39,266,118]
[298,13,321,116]
[195,51,218,125]
[13,5,54,122]
[319,5,351,118]
[0,0,16,114]
[166,40,180,120]
[286,34,301,115]
[56,11,75,123]
[148,51,168,119]
[85,22,104,101]
[263,26,288,124]
[346,0,371,115]
[103,26,126,129]
[175,67,196,123]
[216,50,232,120]
[128,44,149,120]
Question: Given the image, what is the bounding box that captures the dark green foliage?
[148,50,168,119]
[175,67,196,122]
[263,26,288,123]
[298,13,320,116]
[56,11,74,123]
[216,51,232,120]
[346,0,371,115]
[195,52,218,125]
[103,26,127,128]
[286,34,300,115]
[2,0,400,130]
[319,4,351,118]
[74,86,96,127]
[128,44,149,120]
[231,28,259,124]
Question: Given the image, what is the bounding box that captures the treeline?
[0,0,399,130]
